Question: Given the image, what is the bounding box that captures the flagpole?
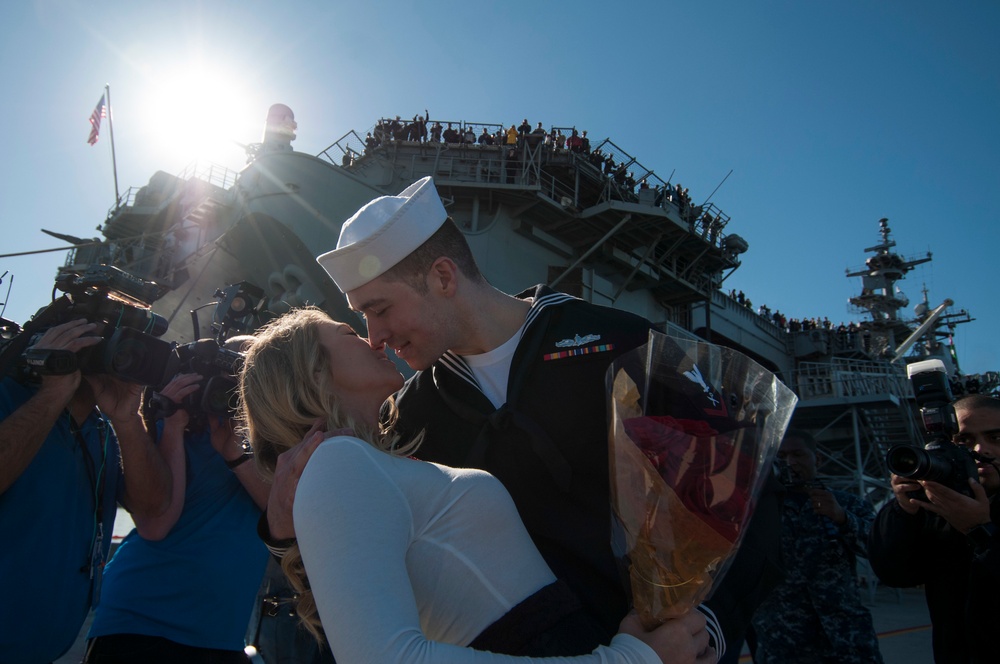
[104,83,121,207]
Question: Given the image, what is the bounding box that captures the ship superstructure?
[47,109,996,504]
[771,218,991,502]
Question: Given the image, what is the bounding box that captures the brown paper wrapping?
[610,368,732,630]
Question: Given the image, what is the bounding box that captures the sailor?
[749,430,884,664]
[262,176,783,658]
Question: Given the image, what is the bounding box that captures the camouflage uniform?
[751,489,884,663]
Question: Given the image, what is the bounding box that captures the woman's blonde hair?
[237,306,417,642]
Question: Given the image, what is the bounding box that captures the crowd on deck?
[359,112,725,235]
[728,289,865,339]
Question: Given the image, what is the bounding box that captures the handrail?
[335,115,730,229]
[176,160,240,191]
[106,160,237,220]
[795,358,912,401]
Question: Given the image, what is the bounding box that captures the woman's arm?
[209,416,269,509]
[294,438,708,664]
[131,373,201,540]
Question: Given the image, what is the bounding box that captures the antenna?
[701,169,733,206]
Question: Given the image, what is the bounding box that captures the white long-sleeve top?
[294,436,660,664]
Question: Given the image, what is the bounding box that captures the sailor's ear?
[427,257,459,298]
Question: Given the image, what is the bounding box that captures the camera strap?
[70,410,110,604]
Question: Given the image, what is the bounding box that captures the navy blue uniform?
[752,489,883,663]
[395,285,783,655]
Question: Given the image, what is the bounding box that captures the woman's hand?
[266,418,329,540]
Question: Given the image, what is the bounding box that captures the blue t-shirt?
[89,425,268,650]
[0,377,123,664]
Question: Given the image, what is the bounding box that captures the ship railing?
[108,186,143,214]
[369,117,507,144]
[429,120,507,145]
[175,160,240,192]
[537,169,579,209]
[792,327,869,355]
[795,358,912,401]
[317,130,368,169]
[62,229,165,286]
[711,290,791,347]
[386,144,536,187]
[690,204,730,248]
[337,117,735,260]
[106,161,238,220]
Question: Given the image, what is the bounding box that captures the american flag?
[87,94,107,145]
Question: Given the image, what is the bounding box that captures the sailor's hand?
[618,610,715,664]
[808,487,847,525]
[266,419,327,540]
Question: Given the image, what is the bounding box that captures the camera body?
[886,441,977,497]
[0,267,262,423]
[885,359,977,497]
[147,339,244,421]
[0,265,176,387]
[145,281,263,422]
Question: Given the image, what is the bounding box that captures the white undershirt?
[293,436,659,664]
[462,321,527,408]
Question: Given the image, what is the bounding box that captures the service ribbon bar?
[543,343,616,361]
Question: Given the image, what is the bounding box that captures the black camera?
[144,281,263,422]
[147,339,244,420]
[886,359,978,497]
[0,265,176,387]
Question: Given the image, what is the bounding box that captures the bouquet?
[607,331,797,629]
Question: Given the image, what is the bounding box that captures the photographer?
[749,430,883,663]
[869,394,1000,663]
[84,337,270,663]
[0,318,173,663]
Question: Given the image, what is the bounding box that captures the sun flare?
[140,62,261,167]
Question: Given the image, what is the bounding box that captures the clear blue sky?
[1,0,997,375]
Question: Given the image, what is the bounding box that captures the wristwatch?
[966,522,998,552]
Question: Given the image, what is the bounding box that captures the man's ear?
[428,257,459,297]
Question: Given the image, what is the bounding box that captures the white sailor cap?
[317,176,447,292]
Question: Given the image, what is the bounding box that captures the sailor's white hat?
[317,176,447,292]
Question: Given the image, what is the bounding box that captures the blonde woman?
[239,308,713,664]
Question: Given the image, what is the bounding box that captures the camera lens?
[886,444,962,484]
[201,375,239,416]
[886,446,924,477]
